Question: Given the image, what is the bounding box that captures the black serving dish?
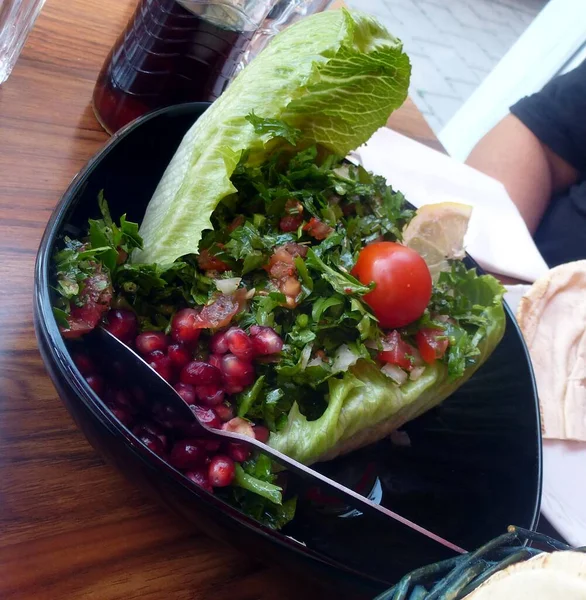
[34,102,542,597]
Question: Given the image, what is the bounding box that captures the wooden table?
[0,2,442,598]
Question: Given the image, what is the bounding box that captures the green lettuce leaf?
[269,272,506,465]
[132,9,410,265]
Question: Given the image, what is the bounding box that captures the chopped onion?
[245,287,256,299]
[214,277,241,294]
[381,363,408,385]
[331,344,359,373]
[409,366,426,381]
[307,357,324,368]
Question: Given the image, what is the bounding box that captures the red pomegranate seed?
[208,354,222,370]
[215,403,235,422]
[135,331,169,356]
[210,331,229,355]
[73,353,96,376]
[146,351,173,382]
[195,384,225,407]
[253,425,270,444]
[152,402,181,430]
[85,374,104,396]
[192,405,221,429]
[208,455,235,487]
[222,417,255,438]
[167,343,191,370]
[279,214,303,232]
[185,468,213,493]
[220,354,254,385]
[224,377,244,395]
[227,442,251,463]
[249,326,283,356]
[174,382,196,406]
[171,308,201,346]
[225,327,254,361]
[133,422,167,448]
[109,405,133,427]
[136,431,166,456]
[169,439,205,469]
[180,361,222,386]
[105,388,135,413]
[202,439,221,453]
[104,309,138,342]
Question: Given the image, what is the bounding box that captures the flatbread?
[464,551,586,599]
[516,260,586,441]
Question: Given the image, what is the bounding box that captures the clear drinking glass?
[0,0,46,85]
[235,0,334,74]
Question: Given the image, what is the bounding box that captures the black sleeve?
[510,59,586,173]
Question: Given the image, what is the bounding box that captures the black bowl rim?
[33,101,543,586]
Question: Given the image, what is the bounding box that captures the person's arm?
[466,114,579,233]
[465,60,586,234]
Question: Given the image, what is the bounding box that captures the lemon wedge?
[402,202,472,280]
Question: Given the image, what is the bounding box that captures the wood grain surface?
[0,1,443,598]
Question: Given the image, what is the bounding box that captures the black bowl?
[34,103,542,597]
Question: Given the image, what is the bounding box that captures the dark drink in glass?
[92,0,256,134]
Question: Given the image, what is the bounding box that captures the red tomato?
[378,331,415,370]
[416,328,449,364]
[351,242,432,328]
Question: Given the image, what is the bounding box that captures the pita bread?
[464,551,586,599]
[516,260,586,441]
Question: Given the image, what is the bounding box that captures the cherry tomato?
[416,328,449,364]
[377,331,416,371]
[351,242,432,328]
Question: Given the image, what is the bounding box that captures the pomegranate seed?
[225,328,254,361]
[279,214,303,232]
[227,442,251,463]
[222,417,255,438]
[167,343,191,370]
[253,425,270,444]
[152,402,181,430]
[109,405,133,427]
[135,331,168,356]
[215,403,235,422]
[195,384,224,407]
[224,377,244,395]
[180,361,222,386]
[146,352,173,382]
[208,455,236,487]
[136,430,166,456]
[249,326,283,355]
[73,353,96,376]
[185,468,213,493]
[174,382,196,406]
[104,309,138,342]
[208,354,222,370]
[85,374,104,396]
[202,439,221,453]
[105,388,135,413]
[210,331,229,355]
[169,439,205,469]
[130,386,147,409]
[133,422,167,448]
[220,354,254,385]
[171,308,201,346]
[193,405,221,429]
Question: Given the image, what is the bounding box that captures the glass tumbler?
[0,0,46,85]
[92,0,277,134]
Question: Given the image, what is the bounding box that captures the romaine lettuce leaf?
[132,9,410,265]
[268,272,506,465]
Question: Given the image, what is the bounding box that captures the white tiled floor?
[347,0,549,133]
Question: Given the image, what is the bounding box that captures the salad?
[52,9,506,530]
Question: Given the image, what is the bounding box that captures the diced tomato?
[303,217,333,240]
[195,291,247,330]
[415,328,449,364]
[228,215,245,232]
[378,330,416,371]
[60,270,112,339]
[282,242,308,258]
[197,248,229,273]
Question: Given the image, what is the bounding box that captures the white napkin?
[351,128,549,283]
